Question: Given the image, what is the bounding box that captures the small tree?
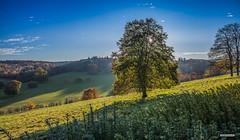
[4,80,22,96]
[81,88,99,100]
[34,67,48,83]
[26,101,35,109]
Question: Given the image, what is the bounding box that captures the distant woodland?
[0,57,231,83]
[0,56,112,82]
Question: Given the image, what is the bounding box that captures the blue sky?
[0,0,239,61]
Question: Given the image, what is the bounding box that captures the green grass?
[0,74,239,139]
[0,72,115,111]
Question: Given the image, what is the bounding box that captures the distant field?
[0,72,115,111]
[0,74,239,139]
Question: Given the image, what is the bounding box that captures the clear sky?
[0,0,239,61]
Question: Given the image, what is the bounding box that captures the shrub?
[4,80,22,96]
[58,101,62,105]
[14,107,20,112]
[86,77,91,81]
[39,104,45,108]
[0,81,5,89]
[26,101,35,109]
[64,97,80,104]
[74,77,82,83]
[48,102,56,107]
[7,107,15,114]
[21,106,27,111]
[0,110,5,115]
[27,81,38,88]
[81,88,99,101]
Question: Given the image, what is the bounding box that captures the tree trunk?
[237,47,239,76]
[230,62,233,76]
[237,60,239,76]
[142,87,147,98]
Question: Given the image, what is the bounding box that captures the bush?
[74,77,82,83]
[21,106,27,111]
[48,102,56,107]
[0,110,5,115]
[27,81,38,88]
[81,88,99,101]
[7,107,15,114]
[64,97,80,104]
[0,81,5,89]
[4,80,22,96]
[14,107,21,112]
[26,101,35,109]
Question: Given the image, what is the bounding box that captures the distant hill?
[0,58,211,82]
[0,57,112,82]
[178,59,209,75]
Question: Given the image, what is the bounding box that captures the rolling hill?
[0,74,239,139]
[0,72,115,111]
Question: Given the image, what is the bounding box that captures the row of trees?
[209,23,240,76]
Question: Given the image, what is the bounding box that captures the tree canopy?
[4,80,22,96]
[34,67,48,83]
[111,18,179,98]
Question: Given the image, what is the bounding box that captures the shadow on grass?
[0,72,115,109]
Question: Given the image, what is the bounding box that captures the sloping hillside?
[0,74,239,139]
[0,72,115,111]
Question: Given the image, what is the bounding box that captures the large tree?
[111,18,179,98]
[231,23,240,75]
[209,23,240,76]
[208,25,234,76]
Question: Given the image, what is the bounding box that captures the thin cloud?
[0,48,22,55]
[138,3,155,8]
[227,13,233,18]
[161,20,165,23]
[3,38,24,42]
[0,46,35,55]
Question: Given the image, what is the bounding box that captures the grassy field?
[0,74,239,139]
[0,72,115,111]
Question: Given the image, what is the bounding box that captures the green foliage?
[112,18,179,97]
[34,67,48,83]
[27,81,38,88]
[81,88,99,100]
[4,80,22,96]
